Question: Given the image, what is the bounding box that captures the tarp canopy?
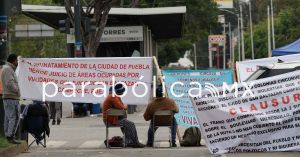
[272,39,300,56]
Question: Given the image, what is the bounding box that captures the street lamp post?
[271,0,275,49]
[249,1,255,59]
[240,3,245,61]
[219,9,241,63]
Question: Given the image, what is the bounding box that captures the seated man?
[102,84,145,148]
[144,86,179,147]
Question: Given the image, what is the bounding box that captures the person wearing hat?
[143,86,179,147]
[102,84,145,148]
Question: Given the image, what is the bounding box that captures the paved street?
[15,107,300,157]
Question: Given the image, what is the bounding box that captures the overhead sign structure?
[15,24,54,37]
[215,0,233,9]
[192,70,300,154]
[67,26,143,43]
[17,57,153,104]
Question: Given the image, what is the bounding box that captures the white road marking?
[47,141,67,148]
[79,140,103,148]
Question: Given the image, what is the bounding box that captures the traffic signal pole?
[74,0,82,57]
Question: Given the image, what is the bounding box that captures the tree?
[244,1,300,59]
[64,0,119,57]
[156,0,219,67]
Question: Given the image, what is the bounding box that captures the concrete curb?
[0,141,27,157]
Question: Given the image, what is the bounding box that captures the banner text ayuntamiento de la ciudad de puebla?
[163,70,234,128]
[192,70,300,154]
[17,57,153,104]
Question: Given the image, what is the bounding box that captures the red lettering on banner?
[294,94,300,102]
[228,94,300,116]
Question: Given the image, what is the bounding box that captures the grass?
[0,136,10,148]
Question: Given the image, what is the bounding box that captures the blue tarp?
[272,39,300,56]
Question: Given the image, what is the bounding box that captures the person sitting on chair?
[143,86,179,147]
[102,84,145,148]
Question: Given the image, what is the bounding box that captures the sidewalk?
[0,141,27,157]
[26,114,191,149]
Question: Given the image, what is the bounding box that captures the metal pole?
[74,0,82,57]
[268,6,272,57]
[193,43,197,70]
[232,32,235,68]
[223,24,226,69]
[249,1,255,59]
[229,22,232,67]
[271,0,275,49]
[121,0,124,7]
[209,43,213,68]
[240,3,245,61]
[237,14,241,61]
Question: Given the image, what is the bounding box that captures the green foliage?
[22,0,53,5]
[0,136,9,148]
[153,0,219,66]
[244,1,300,59]
[9,14,68,58]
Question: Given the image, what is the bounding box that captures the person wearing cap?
[102,84,145,148]
[1,54,21,144]
[144,86,179,147]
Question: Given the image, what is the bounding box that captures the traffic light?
[59,18,70,34]
[84,18,97,32]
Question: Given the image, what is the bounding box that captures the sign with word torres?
[17,57,153,104]
[214,0,233,9]
[163,70,234,128]
[67,26,143,43]
[192,71,300,154]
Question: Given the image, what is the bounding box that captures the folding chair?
[21,102,50,149]
[105,109,126,148]
[25,116,48,148]
[152,110,173,148]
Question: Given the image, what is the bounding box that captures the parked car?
[245,62,300,81]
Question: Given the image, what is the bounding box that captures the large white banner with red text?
[236,54,300,82]
[17,57,153,104]
[192,70,300,154]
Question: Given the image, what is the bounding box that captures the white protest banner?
[192,71,300,154]
[236,54,300,82]
[17,57,153,104]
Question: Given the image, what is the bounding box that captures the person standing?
[49,102,62,125]
[1,54,21,144]
[144,86,179,147]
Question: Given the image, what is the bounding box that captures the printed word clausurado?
[229,93,300,116]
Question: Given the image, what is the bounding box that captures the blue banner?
[163,70,234,128]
